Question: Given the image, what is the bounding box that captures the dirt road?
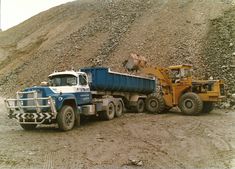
[0,97,234,169]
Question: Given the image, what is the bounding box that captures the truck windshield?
[49,75,77,86]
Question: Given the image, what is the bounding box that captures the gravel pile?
[203,7,235,108]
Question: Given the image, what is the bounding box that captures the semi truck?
[4,67,156,131]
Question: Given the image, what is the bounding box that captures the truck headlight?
[48,99,56,105]
[58,97,63,101]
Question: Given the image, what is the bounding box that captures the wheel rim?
[108,103,115,117]
[150,99,158,108]
[116,102,123,115]
[184,99,193,109]
[65,110,74,127]
[117,104,121,112]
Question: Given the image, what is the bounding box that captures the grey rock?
[129,159,143,166]
[221,102,231,109]
[232,93,235,100]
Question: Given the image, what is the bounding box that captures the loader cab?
[48,71,90,93]
[169,65,193,83]
[167,65,193,105]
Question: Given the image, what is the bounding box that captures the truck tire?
[179,92,203,115]
[115,101,123,117]
[136,99,145,113]
[202,102,214,113]
[57,105,75,131]
[20,124,37,130]
[100,102,115,120]
[145,95,165,114]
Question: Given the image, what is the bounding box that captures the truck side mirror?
[87,73,92,84]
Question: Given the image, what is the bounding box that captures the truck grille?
[23,91,43,112]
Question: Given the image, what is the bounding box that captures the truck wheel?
[100,102,115,120]
[136,99,145,113]
[115,101,123,117]
[57,105,75,131]
[202,102,214,113]
[20,124,37,130]
[179,92,203,115]
[145,95,165,114]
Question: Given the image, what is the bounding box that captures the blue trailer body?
[80,67,156,94]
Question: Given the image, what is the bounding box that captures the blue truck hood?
[23,86,92,109]
[24,86,56,97]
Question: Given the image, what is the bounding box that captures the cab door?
[75,74,92,105]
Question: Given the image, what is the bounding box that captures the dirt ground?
[0,97,234,169]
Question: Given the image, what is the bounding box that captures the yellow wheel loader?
[143,65,225,115]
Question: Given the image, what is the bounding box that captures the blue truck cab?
[5,70,93,131]
[47,70,92,107]
[5,68,156,131]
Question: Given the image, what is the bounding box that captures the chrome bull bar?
[4,91,57,124]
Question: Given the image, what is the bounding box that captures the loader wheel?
[136,99,145,113]
[100,102,115,120]
[179,92,203,115]
[57,105,75,131]
[20,124,37,130]
[115,101,123,117]
[145,95,165,114]
[202,102,214,113]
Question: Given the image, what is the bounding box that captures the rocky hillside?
[0,0,234,99]
[204,7,235,101]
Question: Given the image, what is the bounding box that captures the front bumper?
[4,91,57,124]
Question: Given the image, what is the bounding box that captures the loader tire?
[179,92,203,115]
[57,105,75,131]
[20,124,37,130]
[145,95,165,114]
[202,102,214,113]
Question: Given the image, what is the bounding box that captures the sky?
[1,0,75,30]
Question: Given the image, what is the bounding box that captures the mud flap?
[75,107,81,127]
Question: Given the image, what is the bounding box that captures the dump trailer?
[5,67,156,131]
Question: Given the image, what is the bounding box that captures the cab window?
[79,75,87,86]
[50,75,77,86]
[183,68,192,77]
